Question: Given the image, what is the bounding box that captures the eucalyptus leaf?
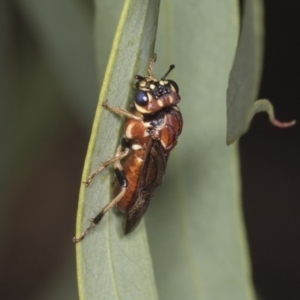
[146,0,256,299]
[226,0,264,144]
[75,1,160,299]
[226,0,295,145]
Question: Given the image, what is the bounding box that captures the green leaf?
[145,0,256,299]
[226,0,295,145]
[226,0,264,144]
[76,0,258,300]
[75,1,160,299]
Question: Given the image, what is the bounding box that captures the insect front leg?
[73,139,130,243]
[102,100,143,121]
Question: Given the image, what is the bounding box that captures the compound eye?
[168,80,179,93]
[135,90,149,106]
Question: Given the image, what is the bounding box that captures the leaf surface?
[75,1,160,299]
[146,1,256,299]
[226,0,295,144]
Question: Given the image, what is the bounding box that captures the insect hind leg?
[73,187,126,243]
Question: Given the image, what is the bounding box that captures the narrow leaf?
[226,0,295,145]
[226,0,264,144]
[75,1,160,299]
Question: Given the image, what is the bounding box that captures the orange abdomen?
[114,150,144,212]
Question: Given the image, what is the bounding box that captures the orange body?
[114,107,183,213]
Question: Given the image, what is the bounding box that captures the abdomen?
[114,149,145,212]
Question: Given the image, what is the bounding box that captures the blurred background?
[241,1,300,299]
[0,1,299,299]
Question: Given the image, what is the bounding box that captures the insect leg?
[147,53,157,77]
[74,142,129,243]
[73,187,126,243]
[83,144,129,186]
[102,100,142,121]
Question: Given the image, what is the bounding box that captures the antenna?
[161,64,175,80]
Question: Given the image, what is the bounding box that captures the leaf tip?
[271,118,296,128]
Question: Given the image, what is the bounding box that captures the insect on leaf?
[74,1,160,299]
